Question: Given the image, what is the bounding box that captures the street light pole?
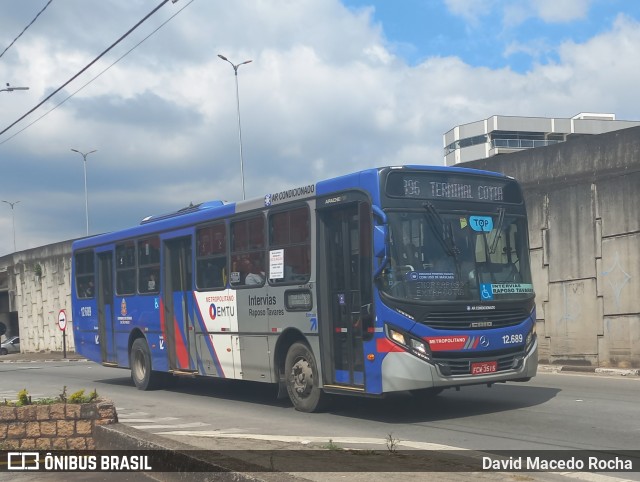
[0,83,29,93]
[71,149,97,236]
[2,200,20,252]
[218,54,252,201]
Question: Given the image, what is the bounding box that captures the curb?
[538,364,640,376]
[95,423,305,482]
[594,367,640,376]
[0,357,89,363]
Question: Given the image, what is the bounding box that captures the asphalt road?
[1,361,638,481]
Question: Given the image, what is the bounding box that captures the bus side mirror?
[373,225,387,258]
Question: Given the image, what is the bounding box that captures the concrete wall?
[465,126,640,367]
[0,241,75,352]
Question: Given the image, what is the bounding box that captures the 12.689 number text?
[502,334,523,344]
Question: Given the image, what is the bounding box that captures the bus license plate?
[471,361,497,375]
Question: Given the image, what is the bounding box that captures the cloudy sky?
[1,0,639,255]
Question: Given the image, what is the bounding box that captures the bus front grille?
[433,349,525,376]
[422,308,529,330]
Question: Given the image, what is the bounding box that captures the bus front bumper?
[379,339,538,393]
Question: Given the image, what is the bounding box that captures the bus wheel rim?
[133,350,146,381]
[291,357,313,398]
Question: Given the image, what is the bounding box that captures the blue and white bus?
[71,165,537,412]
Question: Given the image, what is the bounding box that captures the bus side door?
[97,251,117,364]
[318,199,371,389]
[163,236,197,372]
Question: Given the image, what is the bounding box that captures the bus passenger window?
[230,215,265,289]
[197,258,227,289]
[75,251,95,299]
[196,223,227,290]
[116,241,136,296]
[268,206,310,285]
[231,255,265,287]
[138,267,159,294]
[137,237,160,294]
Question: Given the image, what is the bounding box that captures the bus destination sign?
[386,172,522,203]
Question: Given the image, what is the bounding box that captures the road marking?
[116,410,151,417]
[130,422,210,430]
[117,417,179,423]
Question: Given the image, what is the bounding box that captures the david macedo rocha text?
[482,456,633,471]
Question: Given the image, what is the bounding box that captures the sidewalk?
[0,350,88,363]
[537,362,640,377]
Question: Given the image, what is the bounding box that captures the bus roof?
[72,164,511,251]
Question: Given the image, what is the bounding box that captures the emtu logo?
[209,303,217,320]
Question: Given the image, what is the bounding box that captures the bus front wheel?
[130,338,161,390]
[285,342,328,413]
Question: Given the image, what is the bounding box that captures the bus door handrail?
[372,205,389,279]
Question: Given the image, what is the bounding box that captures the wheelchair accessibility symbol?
[480,284,494,300]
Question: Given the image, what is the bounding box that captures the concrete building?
[444,113,640,166]
[0,241,75,352]
[465,126,640,367]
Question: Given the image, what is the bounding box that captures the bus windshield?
[379,208,533,303]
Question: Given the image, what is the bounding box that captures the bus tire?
[285,342,328,413]
[130,338,161,390]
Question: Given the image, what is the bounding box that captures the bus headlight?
[387,326,432,361]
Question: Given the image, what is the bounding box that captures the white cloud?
[444,0,498,25]
[448,0,592,27]
[0,1,639,255]
[531,0,592,23]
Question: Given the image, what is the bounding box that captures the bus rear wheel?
[130,338,162,390]
[285,342,328,413]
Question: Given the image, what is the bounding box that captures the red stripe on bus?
[173,317,189,369]
[159,297,166,335]
[376,338,404,353]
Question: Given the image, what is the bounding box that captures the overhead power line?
[0,0,54,60]
[0,0,194,147]
[0,0,174,138]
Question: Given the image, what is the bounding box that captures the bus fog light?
[410,339,431,360]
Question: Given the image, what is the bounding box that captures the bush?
[0,387,99,406]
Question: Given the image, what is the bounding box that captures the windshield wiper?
[489,207,505,254]
[423,202,458,258]
[478,207,505,285]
